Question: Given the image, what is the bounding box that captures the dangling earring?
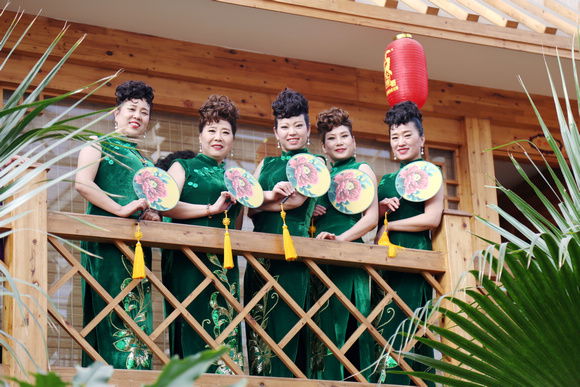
[307,137,311,146]
[393,155,397,160]
[230,147,234,158]
[421,146,425,155]
[114,121,118,130]
[277,140,280,149]
[354,150,357,158]
[199,144,202,153]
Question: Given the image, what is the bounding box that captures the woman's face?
[114,98,150,138]
[321,125,355,162]
[199,119,234,163]
[274,114,310,152]
[390,122,425,162]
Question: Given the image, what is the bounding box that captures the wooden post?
[3,166,48,381]
[432,209,477,363]
[462,117,501,251]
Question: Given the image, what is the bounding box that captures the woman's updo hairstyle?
[198,95,239,136]
[115,80,154,111]
[316,107,353,144]
[384,100,423,136]
[272,88,310,128]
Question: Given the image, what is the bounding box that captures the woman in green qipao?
[245,88,317,377]
[161,95,243,374]
[372,101,443,385]
[309,107,378,381]
[75,80,160,369]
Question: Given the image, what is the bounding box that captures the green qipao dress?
[373,158,435,385]
[310,157,373,381]
[162,153,243,374]
[245,148,317,377]
[81,136,153,370]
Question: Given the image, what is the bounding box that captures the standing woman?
[311,107,378,380]
[75,80,160,369]
[245,88,316,377]
[161,94,243,374]
[373,100,443,385]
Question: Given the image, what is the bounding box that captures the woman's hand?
[272,181,295,199]
[142,209,161,222]
[379,196,400,215]
[312,204,327,217]
[209,191,237,215]
[316,231,337,240]
[117,198,149,218]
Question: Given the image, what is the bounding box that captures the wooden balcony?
[1,169,476,386]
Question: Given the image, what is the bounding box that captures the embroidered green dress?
[81,137,153,370]
[310,157,373,381]
[162,154,243,374]
[373,158,434,385]
[245,148,317,377]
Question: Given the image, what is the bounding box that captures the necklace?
[130,149,149,167]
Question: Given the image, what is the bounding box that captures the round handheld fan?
[224,167,264,208]
[133,167,179,211]
[285,153,330,197]
[395,161,442,202]
[328,168,375,214]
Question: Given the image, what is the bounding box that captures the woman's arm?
[162,162,236,219]
[386,185,444,233]
[248,159,308,217]
[75,141,148,217]
[316,163,379,242]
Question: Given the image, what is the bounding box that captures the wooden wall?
[1,10,572,245]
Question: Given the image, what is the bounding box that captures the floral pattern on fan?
[329,168,375,214]
[286,153,330,197]
[224,167,264,208]
[133,167,179,211]
[395,161,442,202]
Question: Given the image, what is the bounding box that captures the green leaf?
[72,362,113,387]
[145,348,229,387]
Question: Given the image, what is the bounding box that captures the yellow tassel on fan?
[223,210,234,269]
[377,213,403,258]
[132,223,146,279]
[281,203,298,261]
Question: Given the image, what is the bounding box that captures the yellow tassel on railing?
[377,213,403,258]
[223,210,234,269]
[309,217,316,238]
[281,203,298,261]
[132,223,146,279]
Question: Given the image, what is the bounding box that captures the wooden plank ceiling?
[214,0,580,58]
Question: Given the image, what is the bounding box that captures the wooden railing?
[1,169,476,386]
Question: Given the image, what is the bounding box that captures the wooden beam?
[429,0,479,22]
[509,0,577,36]
[454,0,515,27]
[214,0,572,57]
[400,0,439,15]
[481,0,557,34]
[544,0,580,25]
[48,212,445,274]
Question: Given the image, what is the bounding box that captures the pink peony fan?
[328,168,375,215]
[395,160,442,202]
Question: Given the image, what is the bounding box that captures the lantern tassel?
[223,210,234,269]
[132,223,146,279]
[377,213,403,258]
[281,203,298,261]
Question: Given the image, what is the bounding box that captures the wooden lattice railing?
[1,169,476,386]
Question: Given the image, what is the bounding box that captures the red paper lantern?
[384,33,428,108]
